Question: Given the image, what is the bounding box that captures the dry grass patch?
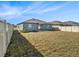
[21,31,79,57]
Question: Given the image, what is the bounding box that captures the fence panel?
[60,26,79,32]
[72,26,79,32]
[66,26,72,32]
[0,21,4,56]
[0,20,13,57]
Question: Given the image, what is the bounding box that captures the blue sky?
[0,1,79,24]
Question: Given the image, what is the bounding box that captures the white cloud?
[0,1,45,20]
[0,4,21,16]
[0,1,72,21]
[37,2,72,14]
[22,1,45,13]
[39,6,63,13]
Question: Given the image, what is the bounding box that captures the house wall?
[18,23,79,32]
[23,23,39,31]
[39,24,52,30]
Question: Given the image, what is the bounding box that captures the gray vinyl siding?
[40,24,52,30]
[18,23,53,31]
[23,23,39,31]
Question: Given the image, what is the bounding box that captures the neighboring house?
[39,23,52,30]
[17,22,39,31]
[17,18,53,31]
[49,21,63,30]
[17,18,79,32]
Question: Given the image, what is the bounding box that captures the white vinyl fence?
[0,20,13,57]
[60,26,79,32]
[53,25,79,32]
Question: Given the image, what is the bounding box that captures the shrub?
[20,30,29,33]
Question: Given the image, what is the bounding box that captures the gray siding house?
[39,24,52,30]
[17,18,53,31]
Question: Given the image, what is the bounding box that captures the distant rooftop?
[17,18,50,25]
[17,18,79,26]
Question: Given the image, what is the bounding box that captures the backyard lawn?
[21,31,79,57]
[5,30,79,57]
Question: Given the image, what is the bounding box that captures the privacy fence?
[53,26,79,32]
[0,20,13,57]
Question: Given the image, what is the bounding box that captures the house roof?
[48,21,64,26]
[17,18,79,26]
[17,18,52,25]
[26,18,46,24]
[49,21,79,26]
[63,21,79,26]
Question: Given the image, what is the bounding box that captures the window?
[47,25,50,28]
[28,24,32,28]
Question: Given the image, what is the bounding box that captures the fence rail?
[0,20,13,57]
